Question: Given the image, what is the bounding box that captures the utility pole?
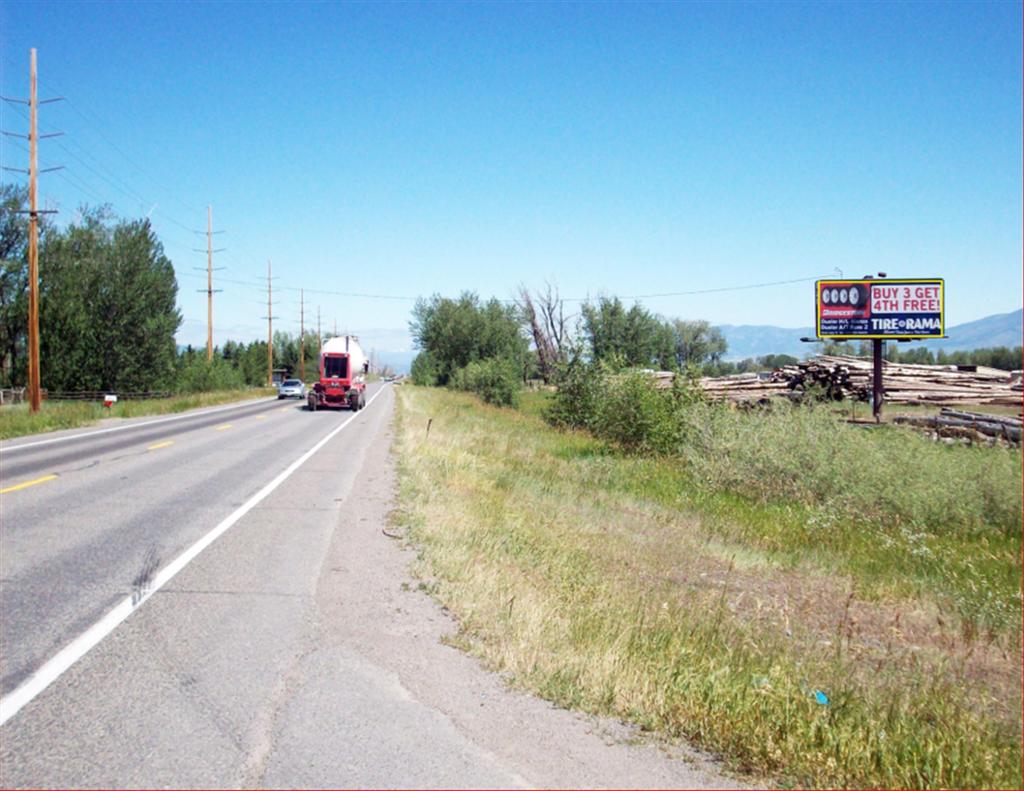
[26,50,41,412]
[194,206,223,362]
[3,50,64,412]
[872,338,884,422]
[206,207,213,361]
[334,318,338,337]
[263,261,279,387]
[299,288,305,382]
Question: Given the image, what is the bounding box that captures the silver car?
[277,378,307,399]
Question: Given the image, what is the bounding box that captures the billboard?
[816,279,944,340]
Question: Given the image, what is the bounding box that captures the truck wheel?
[308,398,317,412]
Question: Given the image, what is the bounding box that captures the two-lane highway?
[1,383,739,789]
[0,387,380,705]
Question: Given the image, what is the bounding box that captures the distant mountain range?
[375,350,417,374]
[718,309,1022,360]
[178,310,1021,374]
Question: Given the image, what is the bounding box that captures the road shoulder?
[295,389,744,789]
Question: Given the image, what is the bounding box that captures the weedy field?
[0,388,275,440]
[394,385,1022,789]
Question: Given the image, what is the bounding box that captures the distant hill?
[375,350,416,375]
[919,309,1022,353]
[716,324,813,360]
[719,309,1022,360]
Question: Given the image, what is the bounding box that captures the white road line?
[0,398,277,454]
[0,385,388,727]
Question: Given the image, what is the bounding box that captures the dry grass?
[0,388,275,440]
[393,386,1022,789]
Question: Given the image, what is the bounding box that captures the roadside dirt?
[313,403,750,789]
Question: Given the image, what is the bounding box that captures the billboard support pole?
[872,338,884,422]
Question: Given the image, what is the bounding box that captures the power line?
[0,56,825,319]
[3,99,202,237]
[0,53,205,219]
[598,276,819,302]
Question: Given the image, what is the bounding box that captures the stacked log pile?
[778,355,1022,407]
[694,372,792,402]
[894,409,1022,445]
[651,355,1022,408]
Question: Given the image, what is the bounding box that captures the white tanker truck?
[306,335,368,411]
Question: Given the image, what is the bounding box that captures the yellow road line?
[147,440,174,450]
[278,407,292,412]
[215,424,233,431]
[1,474,58,495]
[254,415,267,420]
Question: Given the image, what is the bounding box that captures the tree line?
[408,289,732,406]
[4,184,1016,400]
[180,331,326,392]
[0,185,328,395]
[2,185,181,392]
[410,287,1023,407]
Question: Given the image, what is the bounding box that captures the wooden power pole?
[265,261,275,386]
[4,49,62,412]
[195,206,223,362]
[26,49,41,412]
[206,206,214,361]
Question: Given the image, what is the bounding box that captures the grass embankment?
[394,386,1022,789]
[0,388,276,440]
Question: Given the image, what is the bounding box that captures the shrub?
[175,355,245,393]
[591,371,683,453]
[544,358,603,431]
[449,357,521,407]
[410,350,440,386]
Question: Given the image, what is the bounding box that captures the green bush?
[410,350,440,386]
[544,359,603,431]
[449,357,521,407]
[175,355,245,394]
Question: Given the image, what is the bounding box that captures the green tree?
[38,207,181,392]
[0,184,51,386]
[410,349,440,386]
[409,292,527,385]
[759,353,798,369]
[239,340,270,385]
[670,319,727,370]
[581,297,671,368]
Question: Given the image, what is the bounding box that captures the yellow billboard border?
[815,278,945,340]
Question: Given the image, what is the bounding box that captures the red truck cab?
[307,337,369,411]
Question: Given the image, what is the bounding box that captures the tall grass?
[547,369,1022,632]
[0,388,274,440]
[394,386,1022,789]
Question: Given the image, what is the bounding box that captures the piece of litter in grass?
[814,690,830,705]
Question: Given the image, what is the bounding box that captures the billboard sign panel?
[816,279,944,339]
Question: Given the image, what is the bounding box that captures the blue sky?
[2,1,1021,355]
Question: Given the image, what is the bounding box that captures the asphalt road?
[0,385,740,788]
[1,390,371,700]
